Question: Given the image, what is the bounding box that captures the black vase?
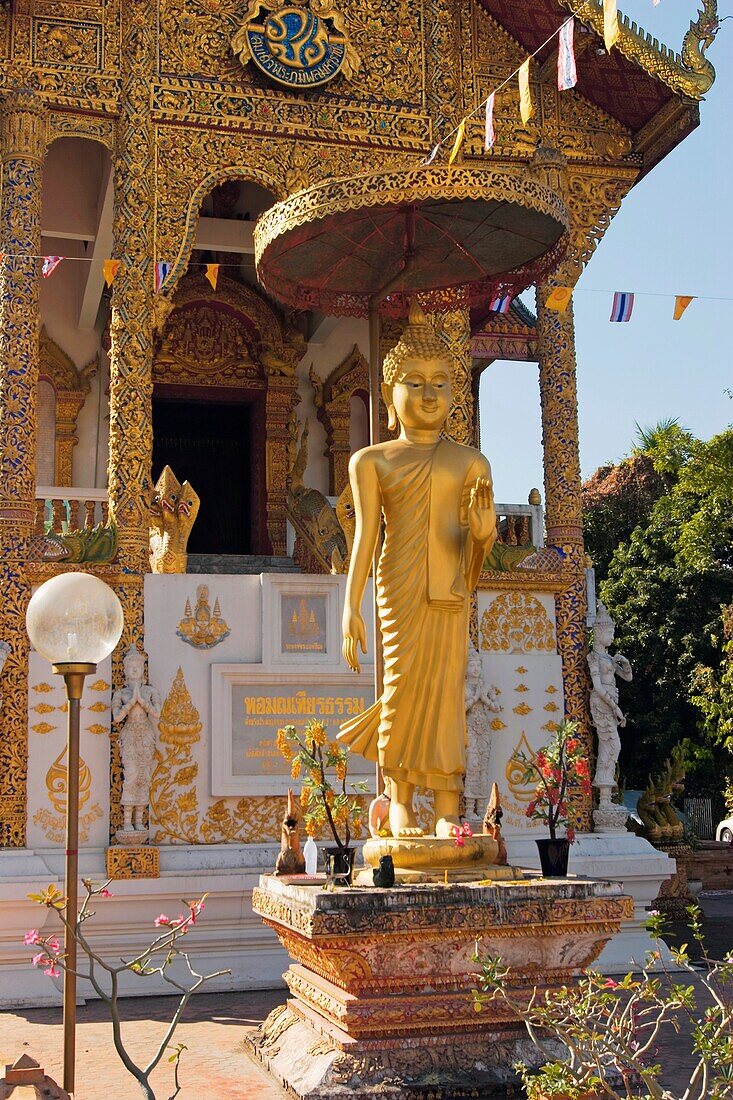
[324,846,356,886]
[536,838,570,877]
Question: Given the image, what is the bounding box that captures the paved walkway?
[0,988,287,1100]
[2,894,730,1099]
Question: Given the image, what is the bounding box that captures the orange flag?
[545,286,572,312]
[448,120,466,165]
[205,263,220,291]
[673,295,695,320]
[103,259,120,287]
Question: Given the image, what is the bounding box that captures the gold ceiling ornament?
[231,0,359,89]
[254,165,570,318]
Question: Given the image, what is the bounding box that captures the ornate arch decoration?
[38,326,98,486]
[153,273,303,555]
[310,344,388,495]
[161,166,287,299]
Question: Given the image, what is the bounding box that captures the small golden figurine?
[275,789,306,876]
[339,303,497,840]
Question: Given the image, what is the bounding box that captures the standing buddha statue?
[339,303,497,840]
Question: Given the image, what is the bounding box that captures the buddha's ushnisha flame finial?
[382,301,451,387]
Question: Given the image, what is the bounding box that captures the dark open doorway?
[152,397,252,555]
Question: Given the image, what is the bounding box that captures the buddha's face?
[387,356,452,432]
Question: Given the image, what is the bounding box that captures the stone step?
[187,553,301,575]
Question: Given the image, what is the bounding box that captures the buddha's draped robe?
[339,439,491,792]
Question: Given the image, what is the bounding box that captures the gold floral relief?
[480,593,556,655]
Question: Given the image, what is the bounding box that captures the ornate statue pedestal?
[250,874,632,1098]
[358,833,512,884]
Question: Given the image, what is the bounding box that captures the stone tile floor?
[1,894,730,1099]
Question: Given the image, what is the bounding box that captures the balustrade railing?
[35,486,108,535]
[494,496,544,548]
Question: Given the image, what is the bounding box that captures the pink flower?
[32,952,52,969]
[24,929,41,945]
[454,835,465,847]
[44,964,60,978]
[174,915,189,932]
[154,913,171,927]
[98,888,113,898]
[461,823,473,837]
[603,978,619,988]
[451,826,465,848]
[46,938,61,954]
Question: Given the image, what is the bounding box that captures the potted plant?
[276,720,367,885]
[523,720,590,876]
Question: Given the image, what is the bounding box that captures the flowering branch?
[472,905,733,1100]
[23,881,229,1100]
[277,721,367,849]
[523,720,590,842]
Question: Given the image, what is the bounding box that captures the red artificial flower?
[566,827,576,844]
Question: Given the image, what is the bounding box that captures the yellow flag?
[545,286,572,312]
[603,0,620,50]
[673,295,695,320]
[448,120,466,166]
[518,59,534,125]
[205,263,220,291]
[102,258,120,287]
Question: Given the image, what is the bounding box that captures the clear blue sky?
[480,1,732,506]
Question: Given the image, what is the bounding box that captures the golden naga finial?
[680,0,719,95]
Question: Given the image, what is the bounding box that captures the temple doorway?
[152,394,254,556]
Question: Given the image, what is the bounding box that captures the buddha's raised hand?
[467,476,495,544]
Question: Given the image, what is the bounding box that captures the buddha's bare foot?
[434,815,462,839]
[389,799,419,839]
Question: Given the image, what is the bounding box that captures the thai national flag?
[155,261,172,292]
[557,19,577,91]
[489,293,513,314]
[609,291,634,322]
[41,256,63,278]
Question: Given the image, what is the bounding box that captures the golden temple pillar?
[433,308,475,445]
[536,282,592,829]
[0,87,47,846]
[266,372,300,555]
[106,0,156,835]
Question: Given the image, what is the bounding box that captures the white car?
[717,816,733,843]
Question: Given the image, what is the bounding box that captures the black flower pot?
[536,838,570,877]
[324,846,356,886]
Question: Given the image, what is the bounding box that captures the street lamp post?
[26,572,124,1095]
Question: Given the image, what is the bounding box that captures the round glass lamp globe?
[26,572,124,666]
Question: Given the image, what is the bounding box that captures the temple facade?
[0,0,717,997]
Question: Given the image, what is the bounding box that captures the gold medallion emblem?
[231,0,359,89]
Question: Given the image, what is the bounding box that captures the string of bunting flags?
[427,0,633,165]
[19,253,222,292]
[0,249,716,323]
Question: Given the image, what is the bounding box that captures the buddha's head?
[381,302,452,433]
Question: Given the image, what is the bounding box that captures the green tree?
[597,428,733,798]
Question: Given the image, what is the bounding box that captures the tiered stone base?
[249,874,633,1098]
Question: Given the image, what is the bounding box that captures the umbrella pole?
[368,300,385,799]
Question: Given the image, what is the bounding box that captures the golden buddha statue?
[339,303,497,840]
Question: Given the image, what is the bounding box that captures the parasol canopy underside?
[254,167,570,317]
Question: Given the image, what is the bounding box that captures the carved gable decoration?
[153,273,290,387]
[38,327,98,487]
